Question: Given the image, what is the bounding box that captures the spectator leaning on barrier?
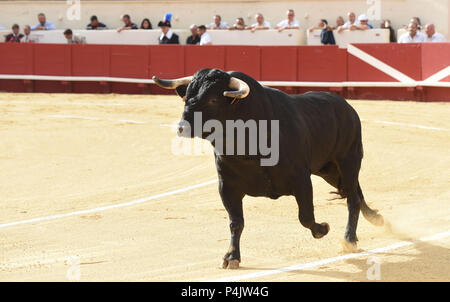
[276,9,300,32]
[63,29,85,44]
[338,12,359,32]
[398,22,426,43]
[140,18,153,30]
[308,19,335,45]
[333,16,345,29]
[424,24,446,42]
[355,14,373,30]
[229,17,246,30]
[22,25,32,43]
[158,20,179,44]
[87,15,107,30]
[5,24,24,43]
[186,24,200,45]
[117,14,138,32]
[198,25,212,45]
[381,19,397,43]
[207,15,229,30]
[31,13,55,31]
[248,13,271,32]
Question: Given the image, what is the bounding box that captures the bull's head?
[153,69,250,138]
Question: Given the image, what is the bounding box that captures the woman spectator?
[140,18,153,30]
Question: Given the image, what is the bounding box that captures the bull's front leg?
[219,181,245,269]
[294,170,330,239]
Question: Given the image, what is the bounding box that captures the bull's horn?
[152,75,193,89]
[223,77,250,99]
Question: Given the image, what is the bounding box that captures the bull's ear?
[175,85,188,99]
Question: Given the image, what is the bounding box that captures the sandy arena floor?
[0,92,449,282]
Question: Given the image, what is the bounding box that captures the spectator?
[198,25,212,45]
[275,9,300,32]
[338,12,359,32]
[22,25,32,43]
[355,14,373,30]
[63,29,85,44]
[308,19,335,45]
[229,17,246,30]
[31,13,55,31]
[140,18,153,30]
[117,14,138,32]
[158,20,179,44]
[381,19,397,43]
[248,13,271,32]
[424,24,446,42]
[207,15,229,29]
[186,24,200,45]
[398,22,426,43]
[5,24,24,43]
[87,15,107,30]
[333,16,345,29]
[410,17,422,30]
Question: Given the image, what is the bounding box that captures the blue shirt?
[31,21,55,30]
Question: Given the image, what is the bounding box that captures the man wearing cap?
[158,20,179,44]
[355,14,373,30]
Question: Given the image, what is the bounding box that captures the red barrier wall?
[0,43,448,101]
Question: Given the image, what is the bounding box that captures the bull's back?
[288,92,362,169]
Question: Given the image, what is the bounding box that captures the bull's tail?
[358,183,384,226]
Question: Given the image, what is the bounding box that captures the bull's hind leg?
[294,170,330,239]
[335,157,362,252]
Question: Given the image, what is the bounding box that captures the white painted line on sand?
[209,230,450,282]
[45,114,146,124]
[361,119,450,132]
[0,179,218,229]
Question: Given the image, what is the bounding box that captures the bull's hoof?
[312,222,330,239]
[222,259,240,269]
[341,239,358,253]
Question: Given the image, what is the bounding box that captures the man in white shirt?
[424,24,446,42]
[22,25,32,43]
[207,15,229,30]
[275,9,300,32]
[398,22,426,43]
[248,13,271,32]
[198,25,212,45]
[338,12,360,32]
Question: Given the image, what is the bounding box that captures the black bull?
[153,68,384,269]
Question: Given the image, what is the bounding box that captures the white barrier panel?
[307,29,390,48]
[207,29,304,45]
[0,29,305,45]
